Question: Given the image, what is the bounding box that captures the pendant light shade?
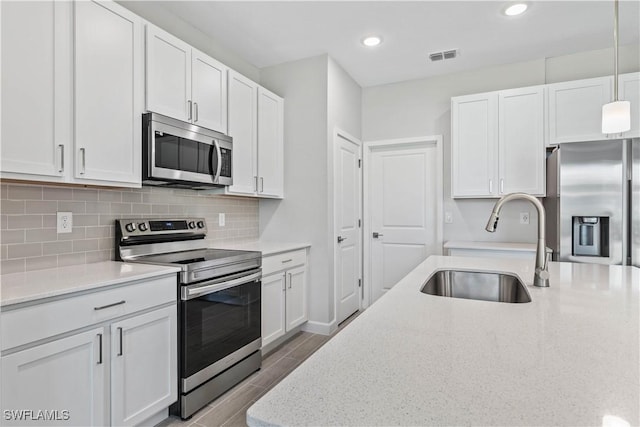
[602,0,630,134]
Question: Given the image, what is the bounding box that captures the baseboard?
[148,408,169,427]
[302,320,337,336]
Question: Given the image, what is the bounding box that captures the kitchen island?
[247,256,639,426]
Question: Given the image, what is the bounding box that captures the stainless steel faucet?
[485,193,550,287]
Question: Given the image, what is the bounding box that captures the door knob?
[337,236,347,243]
[372,232,384,238]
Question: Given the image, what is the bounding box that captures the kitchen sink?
[421,270,531,303]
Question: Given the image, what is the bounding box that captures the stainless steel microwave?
[143,112,232,189]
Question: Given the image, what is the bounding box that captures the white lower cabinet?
[261,250,308,348]
[0,275,177,427]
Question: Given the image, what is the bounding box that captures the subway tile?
[168,204,186,214]
[43,241,73,255]
[132,204,152,214]
[8,243,42,259]
[100,214,120,227]
[72,188,98,201]
[1,200,25,214]
[86,201,111,214]
[1,230,25,244]
[85,226,111,238]
[1,246,6,260]
[8,185,42,200]
[151,204,169,214]
[57,201,86,214]
[0,184,8,199]
[1,215,7,230]
[43,186,73,200]
[98,190,122,202]
[86,250,111,263]
[58,252,86,267]
[74,214,100,227]
[98,238,113,250]
[43,214,57,228]
[73,239,100,252]
[25,255,58,272]
[25,200,58,214]
[1,259,25,274]
[25,228,57,243]
[8,215,42,229]
[110,203,132,214]
[57,227,85,241]
[122,192,142,203]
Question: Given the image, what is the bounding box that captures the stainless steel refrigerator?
[545,139,639,267]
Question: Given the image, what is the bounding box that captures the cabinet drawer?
[1,275,177,351]
[262,249,306,276]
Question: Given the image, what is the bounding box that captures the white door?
[228,70,258,195]
[74,0,142,185]
[1,328,106,426]
[111,306,177,427]
[1,1,70,179]
[335,133,362,324]
[145,24,191,121]
[257,87,284,198]
[285,265,308,331]
[369,141,440,303]
[191,49,227,133]
[261,272,286,347]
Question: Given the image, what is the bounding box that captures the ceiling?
[158,1,640,87]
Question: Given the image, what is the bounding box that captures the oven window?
[155,132,213,175]
[181,279,261,379]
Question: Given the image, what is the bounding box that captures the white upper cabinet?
[74,0,143,186]
[257,87,285,198]
[619,72,640,138]
[451,93,498,197]
[1,1,71,181]
[546,76,613,144]
[146,24,228,134]
[452,86,545,198]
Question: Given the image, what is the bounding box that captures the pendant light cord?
[614,0,619,101]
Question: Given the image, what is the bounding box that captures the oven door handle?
[183,271,261,300]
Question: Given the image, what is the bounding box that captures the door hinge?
[358,159,362,168]
[358,219,361,228]
[358,278,362,288]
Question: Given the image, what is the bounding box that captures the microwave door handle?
[213,139,222,182]
[183,271,262,300]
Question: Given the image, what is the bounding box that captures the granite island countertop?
[247,256,640,426]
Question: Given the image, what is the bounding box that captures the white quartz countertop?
[445,240,552,253]
[247,256,639,426]
[210,241,310,256]
[0,261,180,307]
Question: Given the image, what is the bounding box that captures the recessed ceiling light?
[362,36,382,47]
[504,3,528,16]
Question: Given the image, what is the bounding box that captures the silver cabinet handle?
[58,144,64,173]
[372,232,383,238]
[288,272,292,289]
[94,300,126,310]
[97,333,103,365]
[79,148,86,174]
[260,177,264,193]
[500,179,504,194]
[282,272,286,291]
[194,102,199,122]
[489,179,493,194]
[117,327,123,356]
[281,259,293,263]
[187,100,192,120]
[254,176,258,192]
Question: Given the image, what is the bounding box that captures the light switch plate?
[57,212,73,233]
[444,211,453,224]
[520,212,530,225]
[219,213,225,227]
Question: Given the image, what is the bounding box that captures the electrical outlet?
[57,212,73,233]
[520,212,530,225]
[444,211,453,224]
[219,213,225,227]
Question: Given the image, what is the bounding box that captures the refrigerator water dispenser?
[572,216,610,257]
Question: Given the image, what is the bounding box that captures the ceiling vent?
[429,49,458,62]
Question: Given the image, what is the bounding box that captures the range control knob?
[197,221,205,229]
[188,221,196,229]
[125,223,136,233]
[138,223,148,232]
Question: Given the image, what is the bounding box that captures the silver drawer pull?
[281,259,293,263]
[94,300,126,311]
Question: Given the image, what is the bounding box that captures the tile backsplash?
[0,182,258,274]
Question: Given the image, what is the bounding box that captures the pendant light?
[602,0,631,134]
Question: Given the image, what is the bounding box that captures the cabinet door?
[146,24,192,122]
[261,272,286,347]
[451,93,498,197]
[257,87,285,198]
[547,76,612,144]
[192,49,227,133]
[110,306,177,427]
[227,71,259,196]
[1,1,70,180]
[619,72,640,138]
[1,328,106,426]
[285,265,308,331]
[498,86,545,196]
[74,0,142,186]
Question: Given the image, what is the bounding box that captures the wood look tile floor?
[158,312,360,427]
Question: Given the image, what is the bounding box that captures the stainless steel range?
[115,217,262,420]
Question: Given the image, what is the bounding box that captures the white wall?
[117,1,260,82]
[362,44,640,245]
[259,55,332,325]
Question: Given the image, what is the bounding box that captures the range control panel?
[117,217,207,238]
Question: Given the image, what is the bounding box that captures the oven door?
[180,269,261,392]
